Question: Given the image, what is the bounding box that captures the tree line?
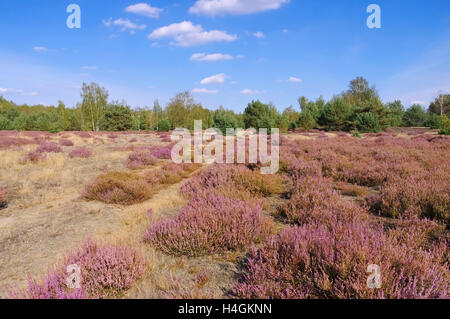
[0,78,449,134]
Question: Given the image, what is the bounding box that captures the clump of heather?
[108,133,118,139]
[69,147,93,159]
[21,150,46,164]
[129,138,137,143]
[125,149,157,169]
[151,145,173,159]
[36,142,62,153]
[82,171,153,205]
[7,240,147,299]
[59,139,74,147]
[180,164,283,201]
[76,131,91,138]
[0,136,35,149]
[0,188,7,210]
[144,195,272,257]
[233,220,449,299]
[368,169,450,225]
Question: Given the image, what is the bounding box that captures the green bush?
[403,105,428,127]
[0,115,12,130]
[439,115,450,135]
[321,98,352,131]
[356,112,381,133]
[213,110,238,135]
[425,113,442,129]
[298,110,316,131]
[157,118,171,132]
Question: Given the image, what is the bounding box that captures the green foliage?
[403,104,428,127]
[385,100,405,127]
[321,98,352,131]
[425,113,443,129]
[428,94,450,117]
[439,115,450,135]
[355,112,381,133]
[288,121,297,132]
[101,102,134,131]
[81,82,109,131]
[157,118,171,132]
[298,110,316,130]
[243,100,277,133]
[0,115,12,130]
[213,109,238,135]
[352,130,362,138]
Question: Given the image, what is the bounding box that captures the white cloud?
[190,0,289,16]
[103,18,146,33]
[192,88,219,94]
[149,21,237,47]
[278,76,302,83]
[287,76,301,83]
[0,87,37,96]
[82,66,98,70]
[200,73,227,85]
[125,3,162,18]
[253,31,265,39]
[241,89,262,95]
[33,46,49,53]
[191,53,234,62]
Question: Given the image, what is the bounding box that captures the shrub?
[36,142,62,153]
[69,147,93,159]
[0,188,7,210]
[82,171,153,205]
[157,119,171,132]
[180,164,283,201]
[125,149,157,169]
[368,169,450,225]
[7,240,147,299]
[76,132,91,138]
[439,115,450,135]
[321,98,352,131]
[403,104,428,127]
[21,150,46,164]
[233,221,449,299]
[144,195,272,257]
[356,112,381,133]
[59,139,74,147]
[129,138,137,143]
[151,145,173,159]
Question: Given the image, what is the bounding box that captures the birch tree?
[80,82,108,131]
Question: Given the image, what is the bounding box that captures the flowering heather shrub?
[59,139,74,147]
[368,169,450,225]
[69,147,93,159]
[125,149,157,169]
[7,240,147,299]
[36,142,62,153]
[0,136,35,149]
[75,131,91,138]
[0,188,7,210]
[144,163,200,185]
[280,175,365,225]
[151,145,173,159]
[144,195,272,257]
[82,171,153,205]
[21,150,46,164]
[129,138,137,143]
[233,220,449,299]
[108,134,118,139]
[180,164,283,201]
[334,182,369,198]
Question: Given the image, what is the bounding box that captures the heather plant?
[125,149,157,169]
[233,220,449,299]
[69,147,93,159]
[0,188,7,210]
[21,150,46,164]
[36,142,62,153]
[144,195,272,257]
[7,240,147,299]
[151,145,173,159]
[75,131,92,138]
[59,139,74,146]
[82,171,154,205]
[180,164,283,201]
[368,169,450,225]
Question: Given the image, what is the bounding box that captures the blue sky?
[0,0,449,112]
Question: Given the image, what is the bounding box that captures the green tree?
[0,115,12,130]
[428,94,450,117]
[243,100,277,132]
[439,115,450,135]
[157,118,171,132]
[356,112,381,133]
[385,100,405,127]
[80,82,109,131]
[321,98,352,131]
[101,101,134,131]
[213,109,238,135]
[403,104,428,127]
